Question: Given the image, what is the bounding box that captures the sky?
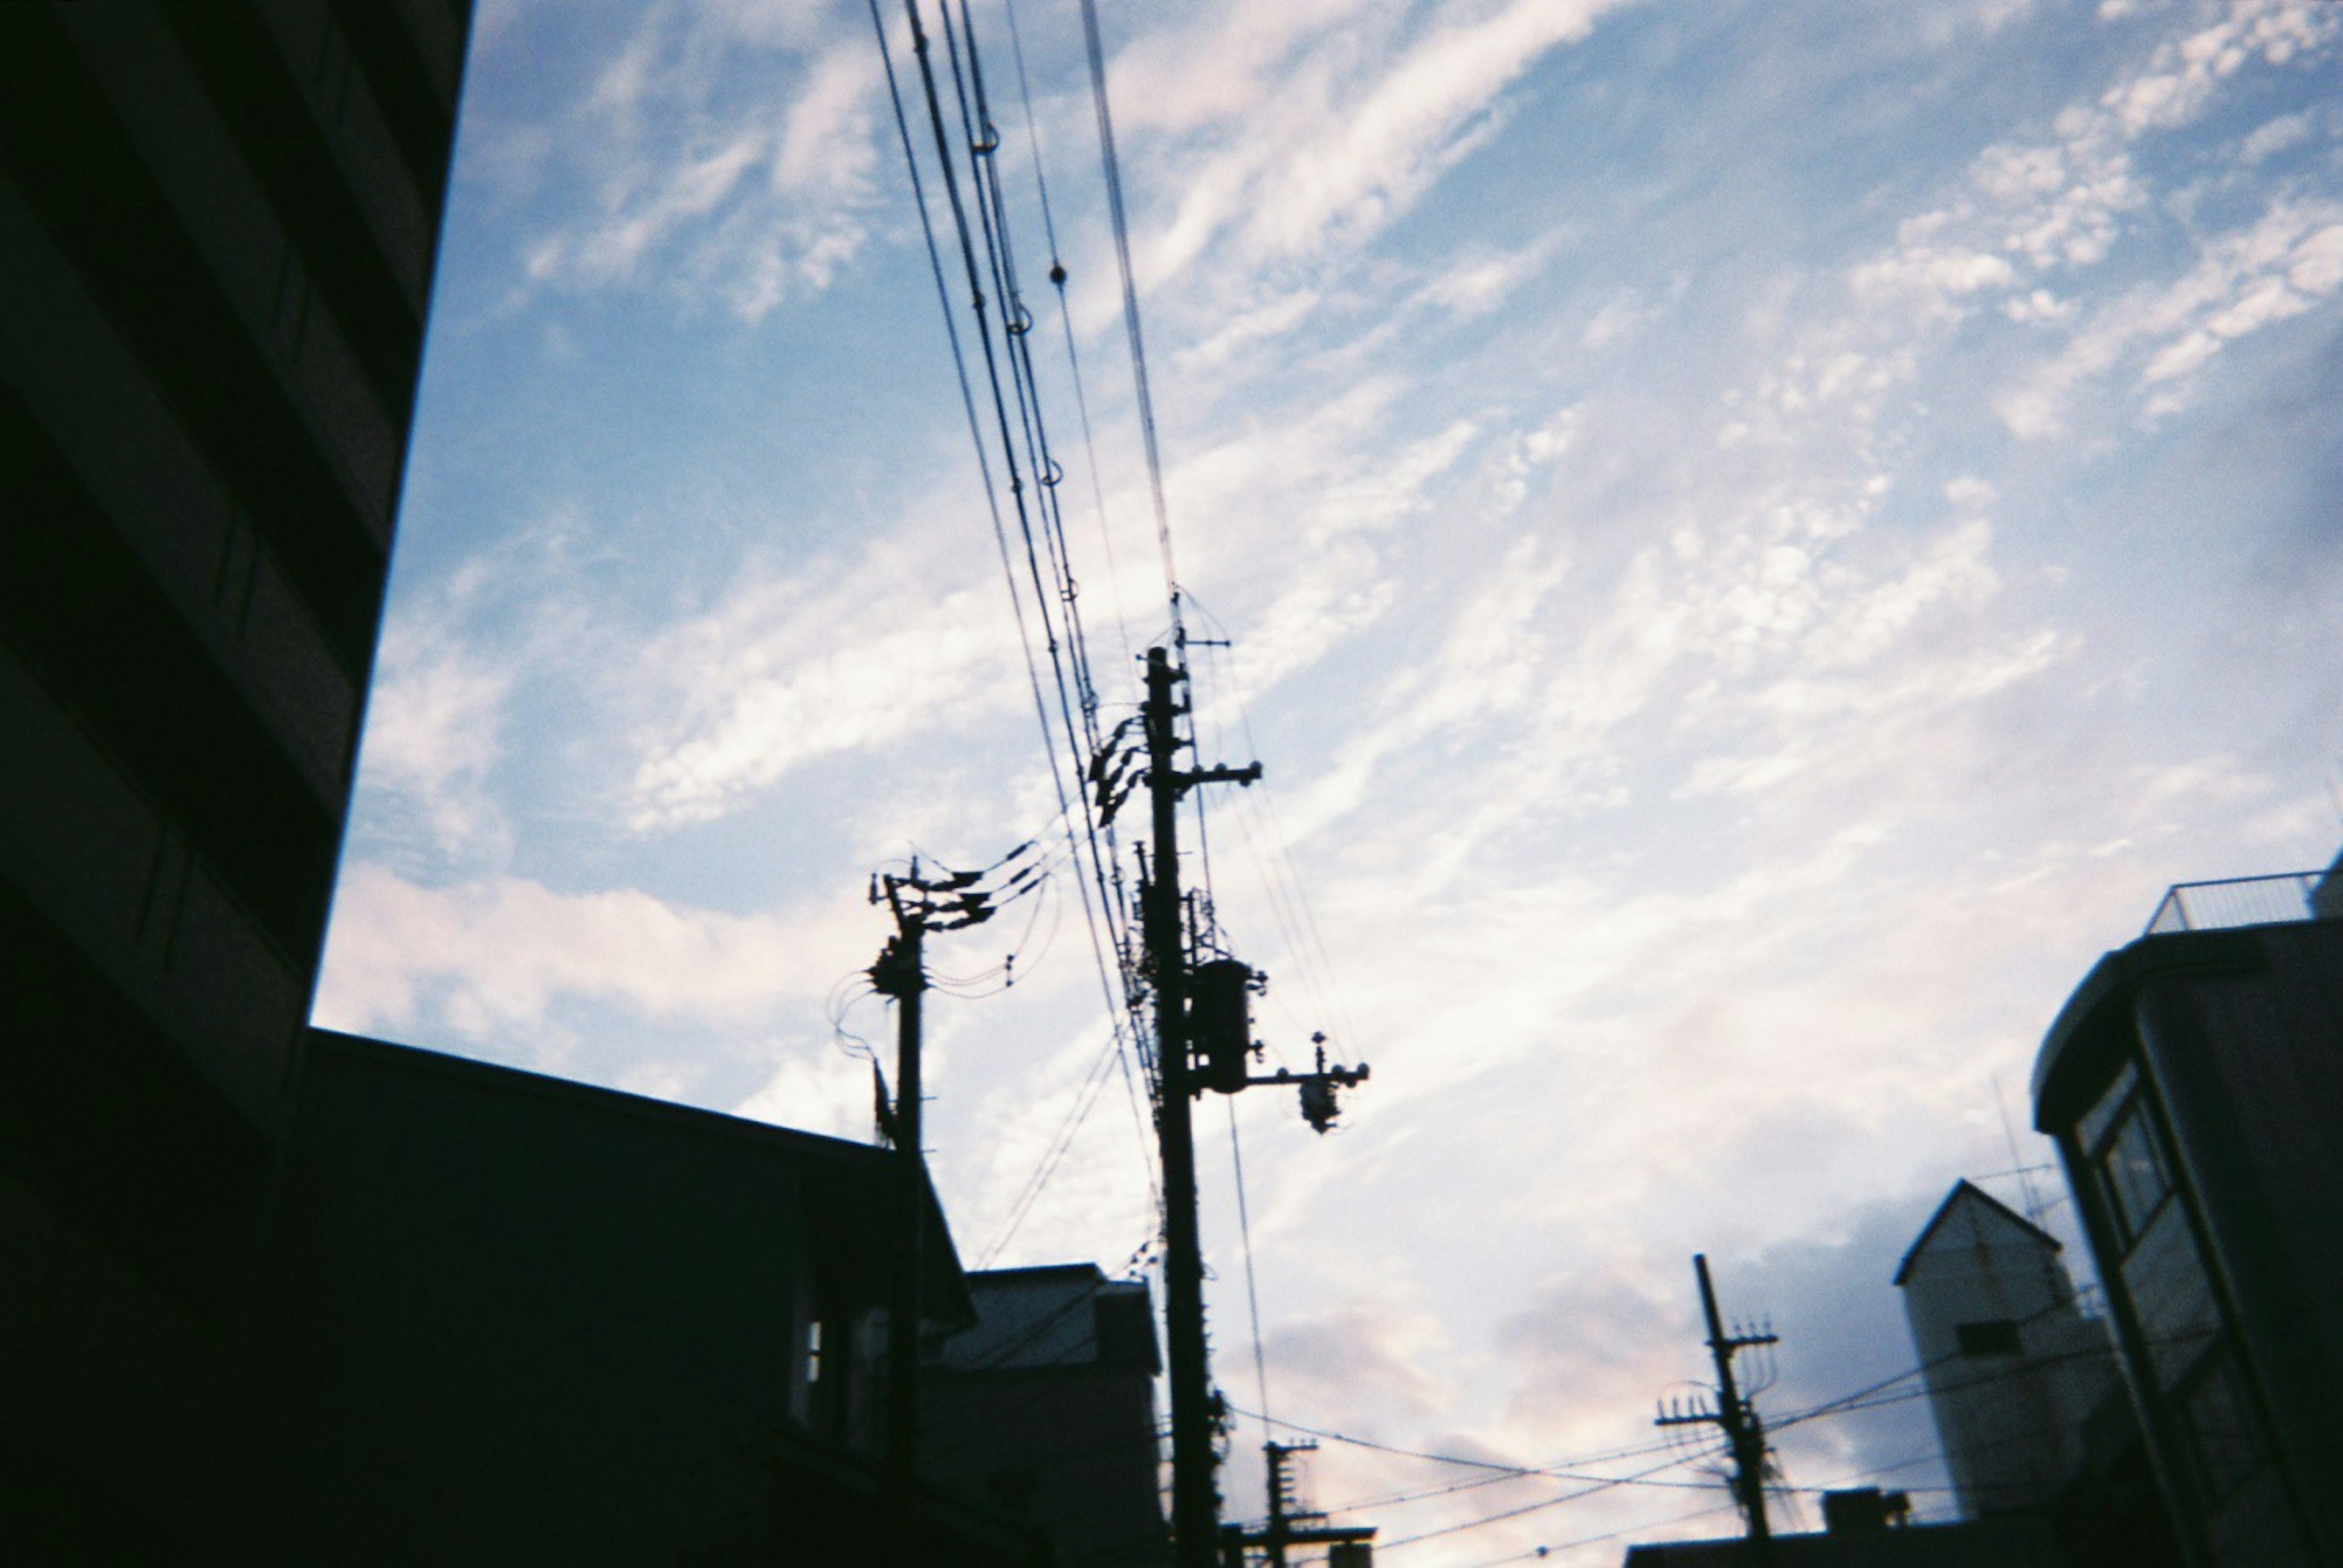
[314,0,2343,1559]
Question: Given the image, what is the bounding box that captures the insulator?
[1190,958,1256,1094]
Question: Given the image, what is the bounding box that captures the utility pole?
[1656,1254,1778,1565]
[1218,1441,1376,1567]
[1145,645,1234,1568]
[860,849,1021,1563]
[870,878,928,1520]
[1137,646,1370,1568]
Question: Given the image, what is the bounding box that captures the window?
[2177,1345,2264,1508]
[1955,1320,2023,1358]
[2095,1098,2173,1250]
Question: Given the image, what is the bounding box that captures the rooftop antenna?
[1996,1074,2050,1231]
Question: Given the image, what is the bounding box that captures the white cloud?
[2001,198,2343,433]
[625,564,1028,831]
[505,4,884,320]
[315,862,873,1040]
[2240,108,2315,162]
[1131,0,1640,283]
[2100,0,2338,137]
[336,1,2343,1544]
[354,615,514,867]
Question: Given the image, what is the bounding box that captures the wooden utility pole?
[1138,646,1369,1568]
[1218,1441,1375,1567]
[1145,646,1225,1568]
[871,880,929,1518]
[1656,1253,1778,1564]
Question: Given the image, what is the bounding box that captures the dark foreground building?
[254,1030,1041,1564]
[2,7,1079,1561]
[2034,864,2343,1567]
[1,1,469,1552]
[1621,1493,2064,1568]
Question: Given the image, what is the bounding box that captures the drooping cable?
[940,0,1143,1023]
[1183,592,1367,1062]
[1372,1449,1740,1552]
[924,3,1171,1262]
[1078,0,1181,633]
[880,0,1159,1169]
[978,1024,1130,1265]
[1227,1099,1273,1444]
[1001,0,1136,675]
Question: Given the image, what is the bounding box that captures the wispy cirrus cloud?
[333,1,2343,1552]
[1118,0,1641,285]
[494,3,885,320]
[622,554,1029,832]
[2005,195,2343,432]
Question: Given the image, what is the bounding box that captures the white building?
[1895,1181,2117,1518]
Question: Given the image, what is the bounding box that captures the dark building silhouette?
[1,1,469,1552]
[927,1264,1170,1566]
[1621,1498,2064,1567]
[2034,866,2343,1567]
[252,1030,1040,1564]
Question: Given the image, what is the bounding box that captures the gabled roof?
[1892,1178,2060,1287]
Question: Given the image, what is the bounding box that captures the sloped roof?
[1891,1178,2060,1287]
[304,1026,974,1321]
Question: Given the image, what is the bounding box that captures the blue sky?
[317,0,2343,1557]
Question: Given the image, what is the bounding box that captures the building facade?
[1,1,469,1551]
[1894,1181,2117,1519]
[2032,868,2343,1567]
[926,1263,1170,1566]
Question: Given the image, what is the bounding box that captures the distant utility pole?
[1137,646,1370,1568]
[868,855,1001,1548]
[869,874,929,1513]
[1218,1441,1376,1567]
[1655,1253,1779,1565]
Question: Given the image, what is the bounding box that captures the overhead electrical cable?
[941,0,1143,1013]
[877,0,1156,1158]
[1078,0,1181,630]
[1228,1404,1702,1483]
[978,1026,1133,1265]
[1373,1449,1737,1552]
[912,0,1170,1245]
[999,0,1136,675]
[1182,591,1369,1060]
[1227,1101,1273,1443]
[1458,1498,1747,1568]
[942,0,1197,1279]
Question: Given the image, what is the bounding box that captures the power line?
[1180,590,1369,1065]
[920,0,1157,1123]
[874,0,1162,1235]
[999,0,1135,677]
[1375,1449,1733,1553]
[1228,1098,1273,1443]
[1078,0,1181,631]
[1227,1404,1702,1485]
[1460,1498,1747,1568]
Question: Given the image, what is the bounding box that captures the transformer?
[1189,958,1258,1094]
